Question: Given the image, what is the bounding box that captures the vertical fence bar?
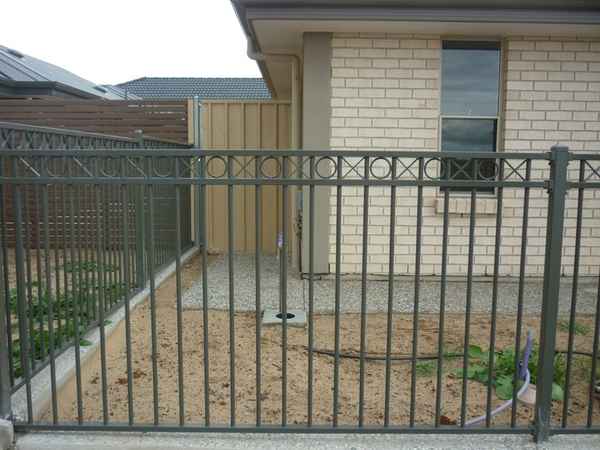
[33,185,44,362]
[23,186,35,372]
[0,194,11,419]
[409,157,424,427]
[511,160,531,427]
[281,156,289,427]
[12,161,33,422]
[434,161,450,428]
[69,183,84,424]
[562,160,585,428]
[535,145,569,442]
[135,185,146,289]
[146,179,160,426]
[227,155,236,427]
[384,157,396,427]
[255,155,262,427]
[121,177,134,426]
[588,261,600,427]
[174,160,185,427]
[199,156,210,427]
[333,156,342,427]
[460,183,477,427]
[485,162,504,428]
[0,160,14,387]
[358,156,370,427]
[95,178,109,425]
[41,163,58,424]
[52,179,62,348]
[307,156,315,427]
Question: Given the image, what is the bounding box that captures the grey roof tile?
[115,77,271,100]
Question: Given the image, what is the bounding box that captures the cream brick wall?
[328,33,600,277]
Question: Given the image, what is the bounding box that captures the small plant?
[558,320,590,336]
[415,360,436,377]
[454,344,566,402]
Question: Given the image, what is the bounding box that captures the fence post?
[535,145,570,442]
[135,130,147,288]
[0,218,11,419]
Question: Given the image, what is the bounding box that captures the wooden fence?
[0,98,190,144]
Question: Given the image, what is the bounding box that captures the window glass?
[441,41,501,117]
[441,118,497,153]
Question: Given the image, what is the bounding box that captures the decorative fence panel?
[0,147,599,442]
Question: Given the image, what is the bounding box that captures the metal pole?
[534,145,569,442]
[0,210,11,419]
[194,97,203,249]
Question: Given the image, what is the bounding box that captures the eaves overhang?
[231,1,600,98]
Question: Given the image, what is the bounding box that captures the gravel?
[182,255,598,315]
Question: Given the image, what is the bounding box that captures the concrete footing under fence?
[0,419,13,450]
[13,431,600,450]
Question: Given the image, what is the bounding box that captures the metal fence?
[0,123,193,425]
[0,146,599,442]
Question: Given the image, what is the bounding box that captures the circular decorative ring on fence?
[424,157,443,180]
[206,156,228,178]
[152,157,175,178]
[259,156,282,179]
[478,159,499,181]
[99,157,120,177]
[369,156,392,180]
[315,156,337,179]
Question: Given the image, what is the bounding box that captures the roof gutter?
[231,0,278,98]
[243,6,600,25]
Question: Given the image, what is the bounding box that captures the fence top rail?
[0,121,189,148]
[0,148,553,160]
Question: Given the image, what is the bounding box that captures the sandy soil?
[47,255,599,428]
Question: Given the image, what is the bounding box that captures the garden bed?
[46,255,600,428]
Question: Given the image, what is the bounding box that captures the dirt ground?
[47,254,599,428]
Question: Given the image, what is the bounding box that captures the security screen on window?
[441,41,501,191]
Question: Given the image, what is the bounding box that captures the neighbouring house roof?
[115,77,271,100]
[230,0,600,98]
[0,45,136,100]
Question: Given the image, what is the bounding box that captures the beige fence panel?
[202,101,291,254]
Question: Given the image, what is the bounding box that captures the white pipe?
[465,369,531,427]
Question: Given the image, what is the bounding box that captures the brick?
[399,39,428,49]
[576,52,600,62]
[359,48,386,58]
[373,39,399,49]
[522,51,548,61]
[533,81,561,91]
[535,41,563,51]
[563,42,590,51]
[508,41,535,50]
[507,81,534,90]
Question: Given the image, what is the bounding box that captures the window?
[440,41,501,191]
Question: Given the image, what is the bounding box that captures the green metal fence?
[0,140,599,441]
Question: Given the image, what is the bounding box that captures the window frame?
[438,38,506,194]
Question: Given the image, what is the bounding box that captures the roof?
[0,45,133,99]
[115,77,271,100]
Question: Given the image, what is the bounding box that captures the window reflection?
[441,41,500,117]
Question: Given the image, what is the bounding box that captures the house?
[115,77,271,100]
[0,45,137,99]
[231,0,600,277]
